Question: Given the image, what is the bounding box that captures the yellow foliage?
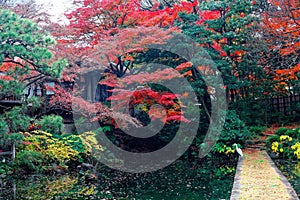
[279,135,292,142]
[19,130,80,164]
[291,142,300,159]
[79,132,104,153]
[225,147,235,155]
[79,185,96,195]
[279,148,283,153]
[44,141,79,163]
[271,141,279,153]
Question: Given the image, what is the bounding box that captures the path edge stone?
[230,156,244,200]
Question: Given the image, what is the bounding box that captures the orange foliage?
[263,0,299,55]
[0,57,27,81]
[275,63,300,81]
[263,0,300,87]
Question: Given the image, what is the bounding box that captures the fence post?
[12,142,15,160]
[13,183,16,199]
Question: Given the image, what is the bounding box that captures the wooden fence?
[269,94,300,115]
[259,94,300,116]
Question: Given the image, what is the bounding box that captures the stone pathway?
[230,149,299,200]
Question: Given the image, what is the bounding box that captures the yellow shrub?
[291,142,300,159]
[225,147,235,155]
[31,130,53,137]
[271,141,279,153]
[19,130,80,164]
[279,135,293,142]
[79,132,104,153]
[44,140,79,163]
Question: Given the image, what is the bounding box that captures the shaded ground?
[1,159,237,200]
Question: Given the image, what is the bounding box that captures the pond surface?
[0,158,237,199]
[274,159,300,198]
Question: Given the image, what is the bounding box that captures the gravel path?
[230,149,299,200]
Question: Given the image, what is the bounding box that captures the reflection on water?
[0,159,237,200]
[274,159,300,198]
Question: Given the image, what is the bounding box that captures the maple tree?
[37,1,213,157]
[49,0,200,126]
[50,0,197,74]
[263,0,300,56]
[63,0,196,44]
[102,68,191,124]
[261,0,300,94]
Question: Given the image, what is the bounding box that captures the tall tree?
[0,9,67,132]
[176,0,264,101]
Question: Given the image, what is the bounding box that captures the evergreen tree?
[0,9,67,133]
[176,0,263,101]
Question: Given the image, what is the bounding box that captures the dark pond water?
[274,159,300,198]
[0,159,237,200]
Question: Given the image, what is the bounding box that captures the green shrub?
[212,142,238,156]
[283,129,298,139]
[249,126,267,137]
[0,117,23,147]
[39,115,64,135]
[208,110,249,157]
[274,127,291,136]
[0,119,7,134]
[26,96,42,111]
[266,135,280,145]
[62,135,86,154]
[218,110,250,146]
[0,163,12,175]
[273,127,299,139]
[4,107,31,133]
[231,98,271,126]
[13,150,44,173]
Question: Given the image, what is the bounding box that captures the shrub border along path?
[230,149,299,200]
